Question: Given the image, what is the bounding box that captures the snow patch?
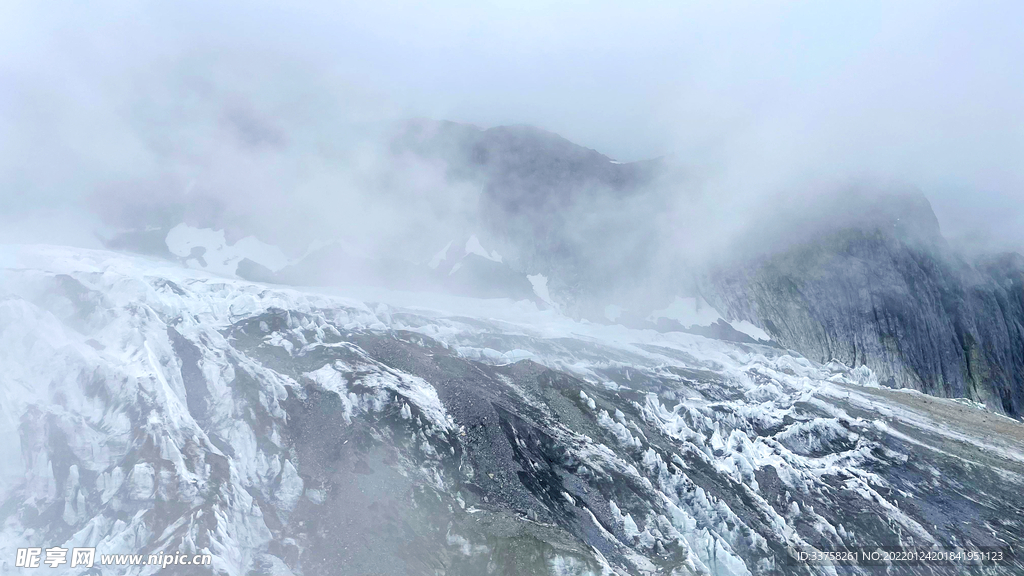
[729,320,771,342]
[429,240,453,269]
[166,223,290,276]
[527,274,554,305]
[464,235,502,263]
[649,296,722,327]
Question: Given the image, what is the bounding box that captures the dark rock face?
[703,196,1024,416]
[393,120,659,210]
[392,120,670,306]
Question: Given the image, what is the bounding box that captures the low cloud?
[1,0,1021,261]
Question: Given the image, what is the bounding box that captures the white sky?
[1,0,1022,252]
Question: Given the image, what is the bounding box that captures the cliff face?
[703,197,1024,416]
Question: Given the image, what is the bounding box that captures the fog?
[2,0,1022,260]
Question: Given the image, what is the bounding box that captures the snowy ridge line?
[0,289,276,574]
[0,246,458,576]
[813,379,1024,465]
[2,245,1024,575]
[2,244,385,332]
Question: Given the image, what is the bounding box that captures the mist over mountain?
[4,2,1024,575]
[87,119,1024,421]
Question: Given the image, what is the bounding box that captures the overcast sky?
[2,0,1022,252]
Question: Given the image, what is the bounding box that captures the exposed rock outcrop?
[703,192,1024,416]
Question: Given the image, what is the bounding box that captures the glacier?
[0,244,1022,575]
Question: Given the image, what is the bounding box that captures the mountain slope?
[1,245,1023,575]
[391,120,670,307]
[94,122,1024,418]
[393,124,1024,417]
[702,192,1024,417]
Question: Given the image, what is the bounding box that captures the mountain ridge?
[97,120,1024,416]
[3,244,1023,574]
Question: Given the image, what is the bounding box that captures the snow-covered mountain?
[2,244,1022,575]
[391,123,1024,418]
[96,122,1024,419]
